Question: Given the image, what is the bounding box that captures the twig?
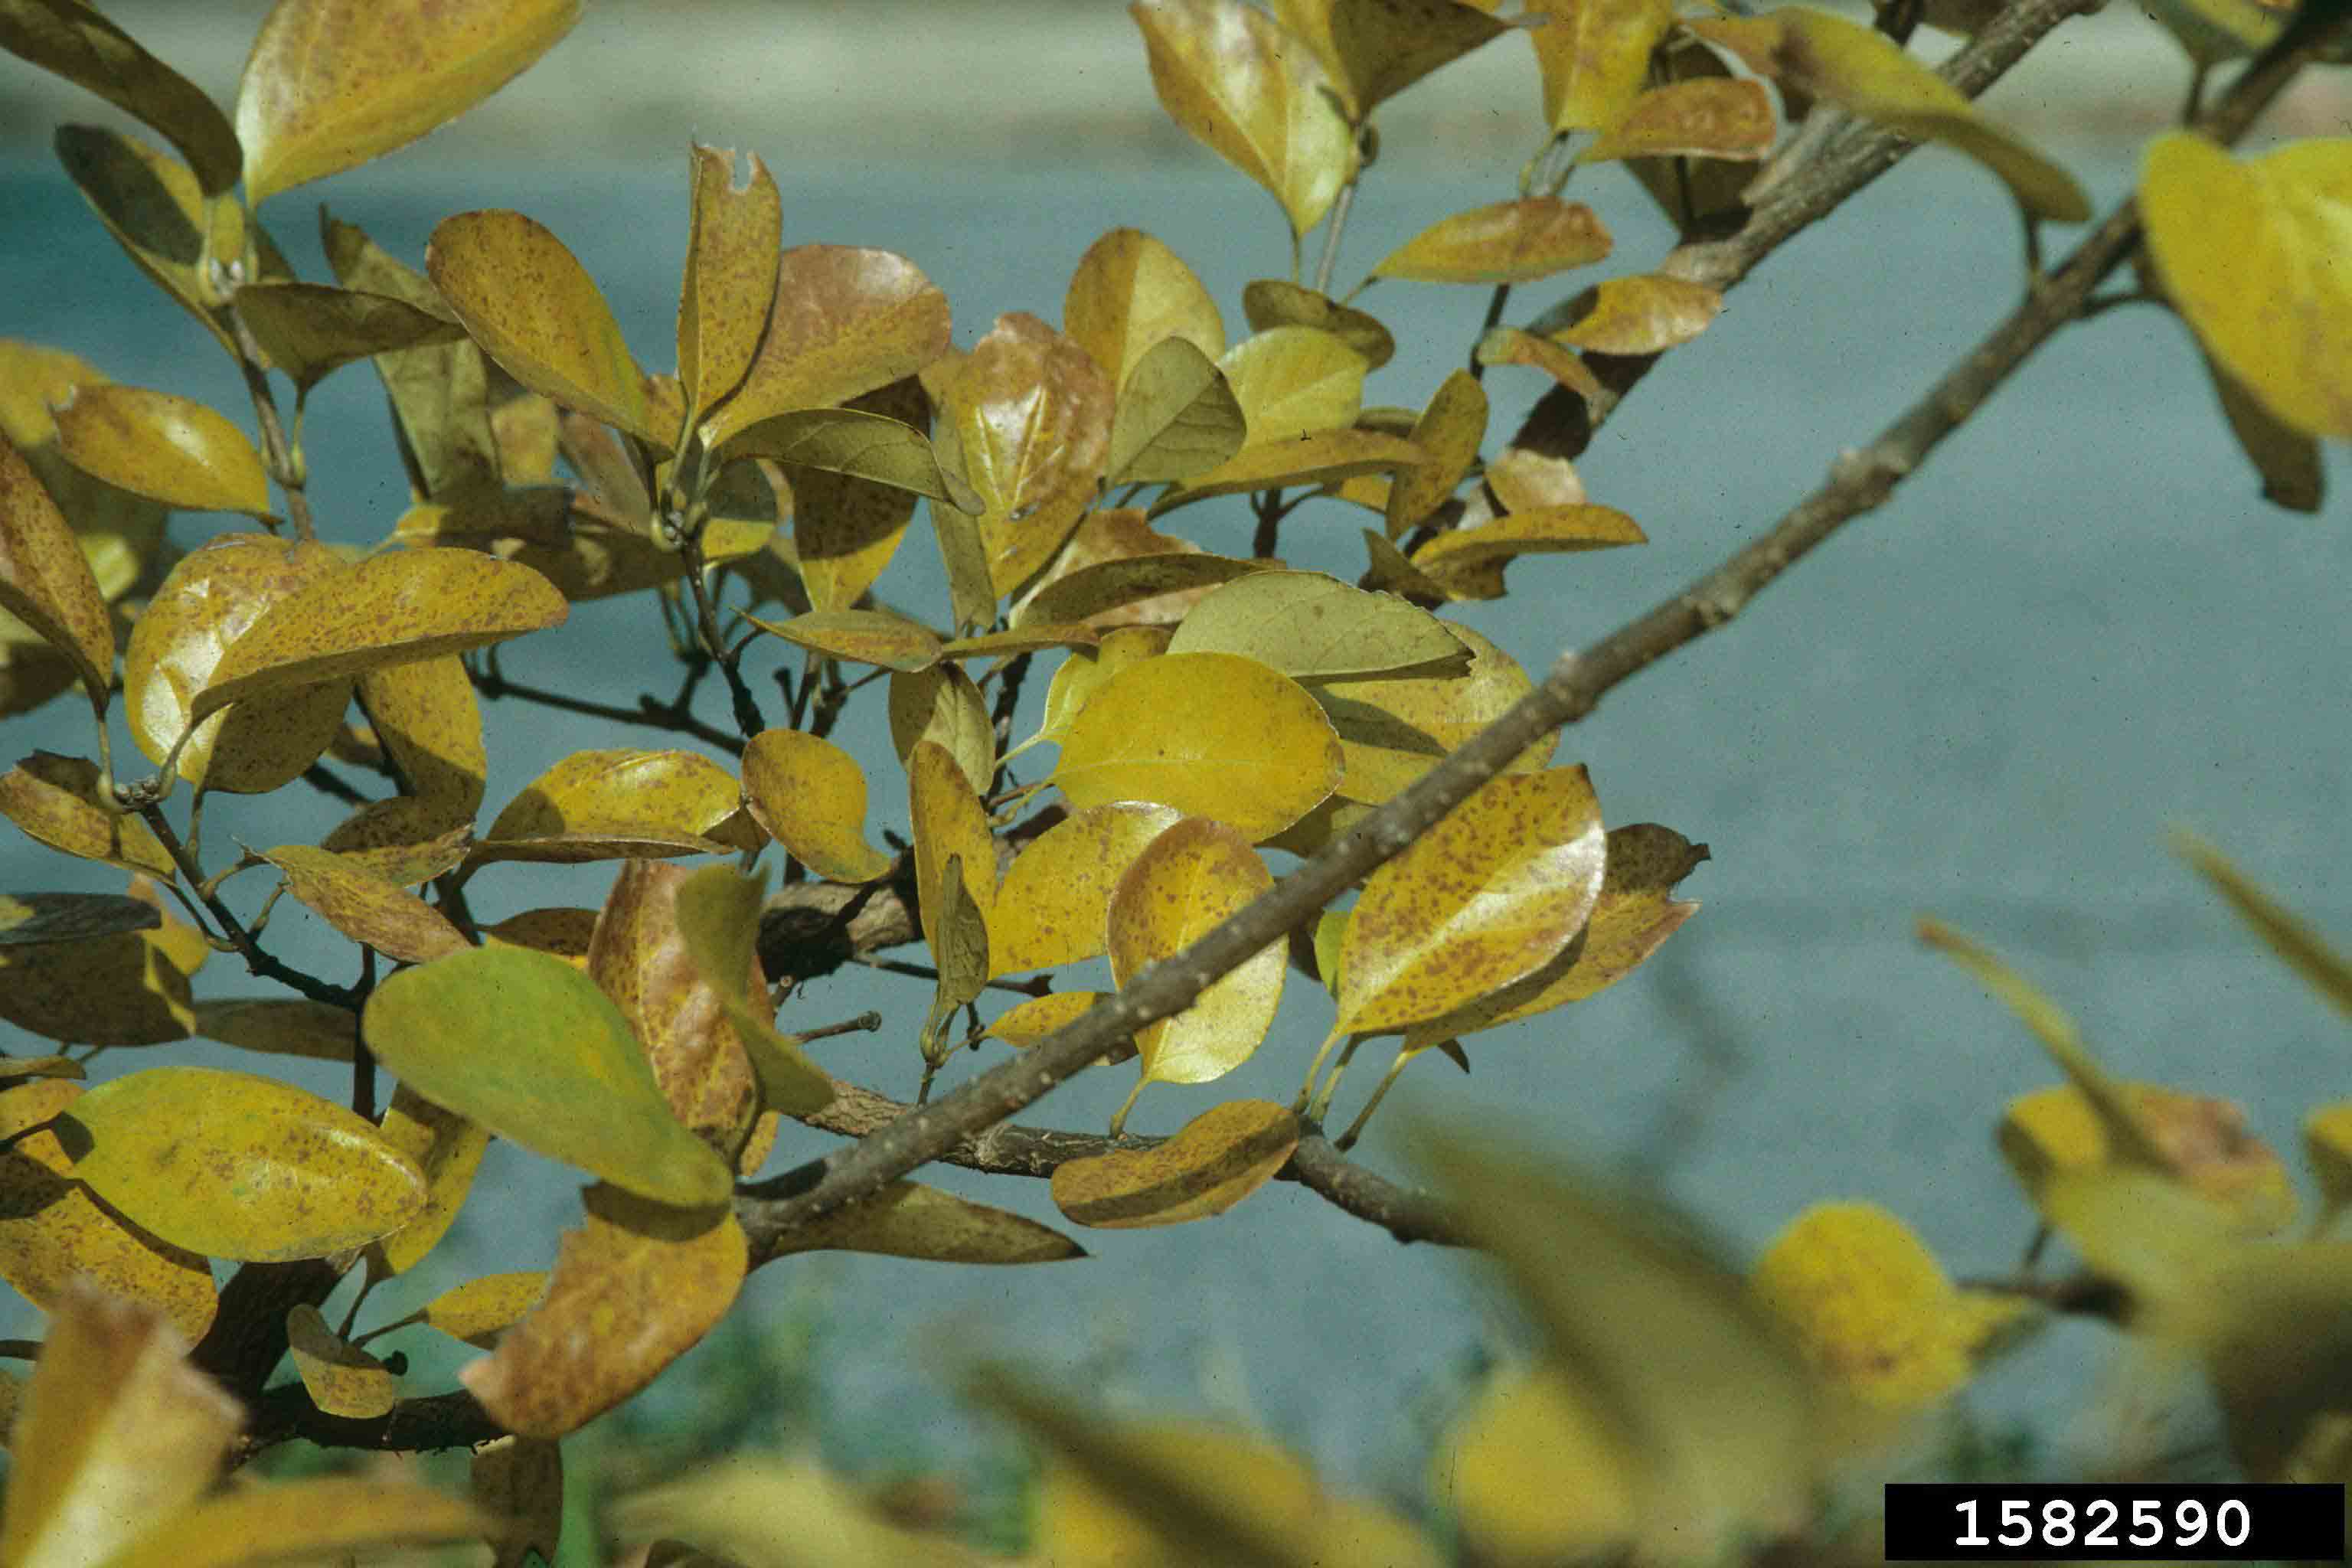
[133,805,358,1013]
[471,662,742,753]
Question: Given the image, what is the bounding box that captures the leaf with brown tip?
[1582,77,1777,163]
[1052,1098,1299,1227]
[940,312,1114,599]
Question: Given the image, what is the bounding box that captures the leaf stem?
[1312,174,1359,299]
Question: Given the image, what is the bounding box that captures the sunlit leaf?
[1525,0,1675,132]
[462,1181,745,1439]
[1104,337,1250,485]
[286,1302,399,1419]
[369,1082,490,1277]
[1240,279,1397,370]
[427,208,662,445]
[1335,766,1604,1034]
[910,740,1000,960]
[769,1179,1086,1263]
[1545,275,1725,355]
[2142,135,2352,441]
[0,1080,215,1344]
[1410,503,1645,597]
[671,864,838,1117]
[1066,227,1227,390]
[2205,349,2324,512]
[887,663,997,795]
[743,606,942,672]
[363,945,737,1205]
[1220,325,1367,445]
[700,244,952,452]
[0,432,114,709]
[418,1269,547,1348]
[1168,570,1470,681]
[937,312,1114,598]
[1053,1097,1298,1227]
[1107,818,1284,1131]
[237,0,579,204]
[1434,1361,1638,1565]
[262,843,469,964]
[1032,626,1173,750]
[1474,325,1605,401]
[0,1282,240,1568]
[1371,197,1612,286]
[993,802,1184,975]
[1053,652,1343,840]
[740,729,894,883]
[353,652,485,822]
[0,752,173,877]
[1689,8,2090,223]
[678,142,782,422]
[1581,77,1778,162]
[985,991,1122,1057]
[1130,0,1357,239]
[1268,0,1511,119]
[50,384,269,516]
[479,746,738,858]
[0,0,241,193]
[1385,369,1486,537]
[60,1064,425,1262]
[189,546,564,729]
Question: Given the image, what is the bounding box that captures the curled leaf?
[1051,1098,1299,1227]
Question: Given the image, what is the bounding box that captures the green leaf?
[426,209,663,446]
[887,664,997,794]
[1166,570,1471,682]
[362,946,737,1205]
[671,864,838,1116]
[1102,336,1248,486]
[237,0,580,204]
[61,1065,426,1263]
[1051,652,1343,840]
[719,407,970,511]
[0,0,242,193]
[791,377,929,610]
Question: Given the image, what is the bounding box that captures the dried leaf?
[1371,197,1613,285]
[60,1063,426,1262]
[51,383,270,515]
[363,945,737,1206]
[462,1181,746,1439]
[1065,227,1227,389]
[769,1179,1086,1263]
[237,0,577,202]
[262,843,469,963]
[740,729,895,883]
[1167,569,1471,681]
[1052,1098,1298,1227]
[1052,652,1343,840]
[1546,275,1724,355]
[993,802,1184,975]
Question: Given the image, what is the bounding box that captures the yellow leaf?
[483,746,741,849]
[1432,1362,1638,1565]
[1064,227,1227,390]
[1546,275,1725,355]
[59,1064,426,1263]
[939,312,1114,599]
[51,385,269,516]
[1410,503,1646,596]
[0,1282,240,1568]
[1052,1098,1299,1227]
[260,843,469,964]
[887,664,996,794]
[1052,652,1343,840]
[768,1179,1086,1263]
[237,0,577,203]
[368,1083,489,1277]
[1240,279,1397,370]
[1219,325,1367,443]
[418,1269,547,1348]
[1384,369,1487,536]
[1337,766,1605,1034]
[1582,77,1779,163]
[426,208,662,445]
[188,546,565,730]
[462,1182,746,1439]
[985,991,1118,1054]
[1107,819,1285,1130]
[792,376,928,612]
[1152,429,1423,518]
[96,1477,488,1568]
[351,652,485,823]
[286,1302,400,1419]
[740,728,895,883]
[744,607,942,672]
[0,1080,215,1344]
[1372,196,1612,285]
[1525,0,1675,132]
[678,143,782,423]
[1268,0,1511,119]
[1999,1080,2296,1235]
[1688,9,2089,223]
[0,433,113,708]
[1167,569,1471,681]
[1474,325,1605,402]
[1130,0,1357,240]
[992,802,1184,975]
[473,1435,564,1568]
[0,752,172,876]
[2307,1104,2352,1226]
[909,740,999,956]
[612,1454,994,1568]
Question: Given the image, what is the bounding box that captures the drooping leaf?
[769,1179,1087,1263]
[191,996,359,1062]
[1410,503,1646,598]
[1130,0,1356,240]
[1524,0,1676,132]
[700,244,953,451]
[1334,766,1605,1034]
[0,1079,216,1344]
[237,0,580,204]
[50,384,270,515]
[0,891,157,948]
[1106,818,1285,1130]
[743,607,942,672]
[1581,77,1778,163]
[351,652,486,823]
[369,1082,490,1277]
[462,1181,746,1439]
[937,313,1114,598]
[2205,349,2324,512]
[887,663,997,795]
[909,740,1000,957]
[0,752,173,876]
[678,143,782,422]
[1687,9,2090,223]
[1544,275,1725,355]
[1370,197,1613,286]
[992,802,1184,975]
[1167,570,1472,682]
[60,1064,426,1262]
[426,209,662,444]
[188,547,564,729]
[0,1282,240,1568]
[230,280,466,392]
[671,864,838,1117]
[1474,325,1606,402]
[1065,227,1227,390]
[1103,337,1250,485]
[740,729,895,883]
[1052,652,1343,840]
[1052,1097,1299,1227]
[1268,0,1512,119]
[1385,369,1487,537]
[791,375,929,611]
[286,1302,400,1419]
[1240,279,1397,370]
[1219,325,1368,445]
[0,432,114,708]
[2141,135,2352,441]
[260,844,469,964]
[0,0,243,193]
[0,920,199,1046]
[363,945,737,1205]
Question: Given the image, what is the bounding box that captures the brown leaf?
[1583,77,1777,163]
[1543,275,1724,356]
[1475,326,1606,403]
[475,1435,566,1568]
[767,1180,1086,1263]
